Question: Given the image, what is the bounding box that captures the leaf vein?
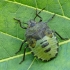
[58,0,64,16]
[0,52,31,63]
[27,58,36,70]
[0,31,23,41]
[5,0,70,20]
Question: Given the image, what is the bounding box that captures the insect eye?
[30,23,35,27]
[28,20,36,27]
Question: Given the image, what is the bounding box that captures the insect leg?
[19,44,28,64]
[54,31,68,40]
[14,18,27,29]
[15,40,27,54]
[34,7,45,22]
[45,14,55,23]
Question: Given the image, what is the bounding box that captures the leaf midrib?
[5,0,70,20]
[0,30,70,63]
[0,0,70,65]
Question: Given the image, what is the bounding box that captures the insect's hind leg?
[15,40,27,54]
[14,18,27,29]
[54,31,68,40]
[34,7,45,22]
[19,44,29,64]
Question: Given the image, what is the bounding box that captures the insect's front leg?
[15,40,27,54]
[54,31,68,40]
[14,18,27,29]
[19,44,29,64]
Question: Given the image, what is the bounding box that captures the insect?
[14,8,68,64]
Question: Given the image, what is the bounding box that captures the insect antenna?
[34,8,46,22]
[14,18,27,29]
[45,14,55,23]
[34,0,46,22]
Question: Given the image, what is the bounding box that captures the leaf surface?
[0,0,70,70]
[8,0,70,18]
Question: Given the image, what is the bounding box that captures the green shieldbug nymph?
[14,8,68,64]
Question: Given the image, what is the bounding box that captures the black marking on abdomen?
[41,42,49,48]
[44,48,51,52]
[40,40,47,44]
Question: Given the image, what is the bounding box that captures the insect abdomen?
[29,35,59,61]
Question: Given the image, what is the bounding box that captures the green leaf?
[8,0,70,18]
[0,0,70,70]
